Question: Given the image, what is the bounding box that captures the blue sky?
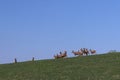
[0,0,120,64]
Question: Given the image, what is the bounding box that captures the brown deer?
[60,51,67,58]
[90,49,96,54]
[54,51,67,59]
[72,50,83,56]
[80,48,89,56]
[54,54,61,59]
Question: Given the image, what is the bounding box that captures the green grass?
[0,52,120,80]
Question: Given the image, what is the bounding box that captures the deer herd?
[54,48,96,59]
[13,48,96,63]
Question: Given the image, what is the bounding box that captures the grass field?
[0,52,120,80]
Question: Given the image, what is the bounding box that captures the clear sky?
[0,0,120,64]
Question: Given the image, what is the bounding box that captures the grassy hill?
[0,53,120,80]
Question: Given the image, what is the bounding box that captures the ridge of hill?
[0,53,120,80]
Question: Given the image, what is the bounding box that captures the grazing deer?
[54,54,61,59]
[78,50,83,56]
[72,50,79,56]
[72,50,83,56]
[90,49,96,54]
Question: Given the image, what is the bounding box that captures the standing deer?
[80,48,89,56]
[54,51,67,59]
[60,51,67,58]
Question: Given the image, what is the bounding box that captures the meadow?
[0,52,120,80]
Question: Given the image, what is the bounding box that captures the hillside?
[0,53,120,80]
